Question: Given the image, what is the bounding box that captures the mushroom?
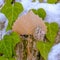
[12,11,47,60]
[12,11,47,40]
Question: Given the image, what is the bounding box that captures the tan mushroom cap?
[12,11,47,35]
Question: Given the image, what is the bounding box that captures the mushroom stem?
[15,35,41,60]
[27,36,33,60]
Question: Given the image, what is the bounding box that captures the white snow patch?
[0,0,4,8]
[0,13,8,40]
[48,43,60,60]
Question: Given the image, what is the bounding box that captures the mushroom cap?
[12,11,47,35]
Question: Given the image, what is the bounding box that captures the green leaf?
[37,8,46,19]
[1,2,24,30]
[36,42,52,60]
[8,58,16,60]
[47,0,57,4]
[0,56,8,60]
[46,22,59,43]
[5,0,12,3]
[31,9,37,14]
[36,22,59,60]
[31,8,46,20]
[0,32,20,58]
[0,56,16,60]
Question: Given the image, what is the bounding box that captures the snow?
[0,0,4,8]
[0,13,8,40]
[48,43,60,60]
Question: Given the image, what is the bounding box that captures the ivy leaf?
[37,8,46,20]
[31,8,46,20]
[0,56,15,60]
[0,56,7,60]
[1,2,24,30]
[5,0,12,3]
[36,42,52,60]
[47,0,57,4]
[46,22,59,43]
[36,22,59,60]
[31,9,37,14]
[0,32,20,58]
